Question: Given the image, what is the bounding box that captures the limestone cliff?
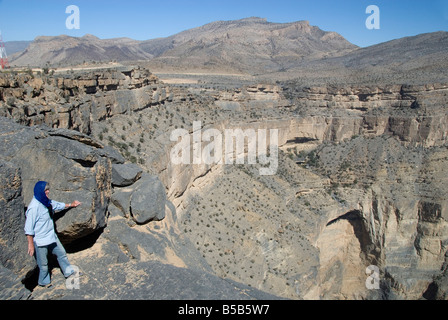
[0,66,170,134]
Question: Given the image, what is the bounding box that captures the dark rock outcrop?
[0,265,31,300]
[0,117,172,299]
[0,117,112,244]
[0,159,34,276]
[111,173,167,224]
[111,163,142,187]
[128,173,166,224]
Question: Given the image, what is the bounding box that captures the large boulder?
[0,117,112,244]
[111,163,142,187]
[111,173,166,224]
[130,174,166,224]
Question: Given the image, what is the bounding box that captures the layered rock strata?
[0,67,171,134]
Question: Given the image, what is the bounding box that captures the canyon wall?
[0,67,172,134]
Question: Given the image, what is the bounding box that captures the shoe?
[39,283,53,288]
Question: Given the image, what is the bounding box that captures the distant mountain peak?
[146,17,357,73]
[34,34,72,42]
[236,16,268,23]
[9,17,358,72]
[82,34,100,40]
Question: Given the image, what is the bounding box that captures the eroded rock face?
[0,117,112,244]
[0,67,170,134]
[0,117,172,300]
[0,159,34,277]
[283,83,448,147]
[308,135,448,299]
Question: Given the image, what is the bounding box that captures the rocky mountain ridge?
[10,35,152,68]
[141,17,357,74]
[269,31,448,85]
[9,17,357,74]
[7,18,448,83]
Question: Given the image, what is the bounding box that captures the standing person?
[24,181,81,288]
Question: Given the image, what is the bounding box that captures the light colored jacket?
[24,197,66,247]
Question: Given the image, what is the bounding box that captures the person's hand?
[71,200,81,208]
[27,242,35,256]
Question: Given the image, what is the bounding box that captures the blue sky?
[0,0,447,47]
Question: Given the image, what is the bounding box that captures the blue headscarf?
[34,181,52,208]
